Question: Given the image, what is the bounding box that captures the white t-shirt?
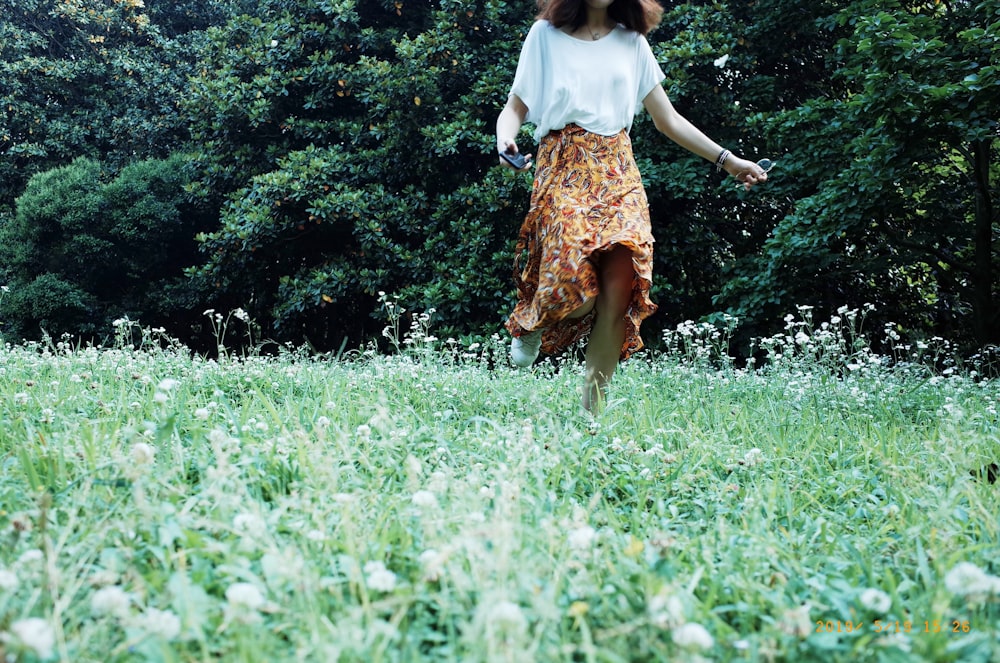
[510,20,666,143]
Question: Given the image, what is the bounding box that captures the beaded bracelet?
[715,148,731,173]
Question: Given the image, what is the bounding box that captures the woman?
[497,0,767,411]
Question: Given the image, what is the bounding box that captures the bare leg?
[582,246,634,412]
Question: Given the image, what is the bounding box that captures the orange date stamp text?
[813,619,972,634]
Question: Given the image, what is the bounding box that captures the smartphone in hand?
[499,149,527,170]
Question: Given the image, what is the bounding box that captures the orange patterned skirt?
[505,124,657,360]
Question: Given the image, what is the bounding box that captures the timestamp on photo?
[814,619,972,634]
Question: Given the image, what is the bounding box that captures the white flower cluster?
[945,562,1000,602]
[364,561,397,593]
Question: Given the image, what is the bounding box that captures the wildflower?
[713,53,729,68]
[411,490,438,508]
[356,424,372,439]
[233,308,249,322]
[779,603,812,637]
[3,617,55,659]
[156,378,180,391]
[742,448,764,467]
[649,591,685,629]
[17,549,44,566]
[567,525,597,550]
[858,588,892,613]
[233,513,266,538]
[0,569,17,591]
[316,415,331,429]
[672,622,714,650]
[131,608,181,640]
[568,601,589,618]
[153,391,169,404]
[488,600,526,633]
[194,407,210,420]
[91,586,131,618]
[944,562,1000,599]
[130,442,156,466]
[364,561,397,592]
[419,549,445,582]
[225,582,265,610]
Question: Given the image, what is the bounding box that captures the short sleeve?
[634,35,665,106]
[509,21,547,121]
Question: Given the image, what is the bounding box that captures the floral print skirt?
[505,124,657,360]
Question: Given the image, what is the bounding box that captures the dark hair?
[537,0,664,36]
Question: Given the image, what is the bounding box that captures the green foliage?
[716,0,1000,348]
[0,0,246,220]
[0,155,210,340]
[185,0,534,348]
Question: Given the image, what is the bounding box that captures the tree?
[0,0,247,219]
[715,0,1000,348]
[185,0,535,348]
[0,155,211,340]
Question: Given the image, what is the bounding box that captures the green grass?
[0,319,998,662]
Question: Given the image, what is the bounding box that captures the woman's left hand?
[727,157,769,191]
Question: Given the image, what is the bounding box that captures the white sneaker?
[510,329,543,368]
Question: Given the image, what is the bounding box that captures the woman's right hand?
[498,138,532,171]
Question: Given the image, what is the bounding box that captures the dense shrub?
[0,155,210,341]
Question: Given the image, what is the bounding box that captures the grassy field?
[0,311,998,662]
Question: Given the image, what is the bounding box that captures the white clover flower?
[742,448,764,467]
[194,407,211,420]
[364,561,397,593]
[130,442,156,466]
[91,585,131,618]
[411,490,438,508]
[153,391,169,404]
[17,549,44,566]
[207,428,229,446]
[779,603,813,637]
[132,607,181,640]
[316,415,331,429]
[419,549,445,582]
[858,588,892,613]
[567,525,597,550]
[13,392,29,405]
[944,562,1000,598]
[0,569,17,592]
[649,592,685,629]
[233,513,266,537]
[488,600,526,632]
[156,378,180,391]
[4,617,55,659]
[356,424,372,439]
[225,582,265,610]
[672,622,714,650]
